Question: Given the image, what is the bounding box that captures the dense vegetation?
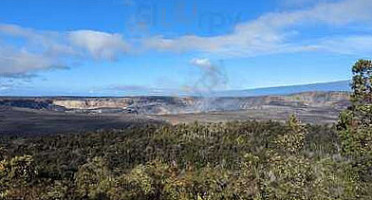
[0,60,371,200]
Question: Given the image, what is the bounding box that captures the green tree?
[274,115,307,154]
[338,59,372,156]
[109,164,155,200]
[0,155,39,199]
[75,157,113,199]
[337,59,372,197]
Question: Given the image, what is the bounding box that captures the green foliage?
[337,59,372,190]
[0,117,366,199]
[109,162,156,199]
[0,155,39,199]
[351,60,372,109]
[42,180,70,200]
[337,60,371,156]
[274,114,306,154]
[262,155,358,200]
[0,92,371,200]
[75,157,113,199]
[333,59,372,199]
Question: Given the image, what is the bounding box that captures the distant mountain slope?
[220,80,350,97]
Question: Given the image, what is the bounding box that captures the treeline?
[0,120,357,199]
[0,60,371,199]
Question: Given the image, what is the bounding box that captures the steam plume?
[188,58,228,112]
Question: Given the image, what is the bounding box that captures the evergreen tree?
[337,59,372,196]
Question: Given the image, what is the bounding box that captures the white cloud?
[68,30,129,60]
[190,58,213,69]
[144,0,372,56]
[316,35,372,55]
[0,24,37,38]
[0,0,372,77]
[279,0,339,9]
[0,24,75,56]
[0,83,11,91]
[0,24,129,76]
[0,46,58,76]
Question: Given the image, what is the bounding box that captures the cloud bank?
[144,0,372,56]
[0,24,129,76]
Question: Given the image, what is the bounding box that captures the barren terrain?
[0,91,350,134]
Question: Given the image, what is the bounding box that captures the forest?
[0,60,371,199]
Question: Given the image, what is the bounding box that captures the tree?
[337,59,372,196]
[274,115,307,154]
[337,60,371,158]
[75,157,113,199]
[0,155,39,199]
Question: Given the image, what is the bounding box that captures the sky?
[0,0,371,96]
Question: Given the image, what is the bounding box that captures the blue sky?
[0,0,371,96]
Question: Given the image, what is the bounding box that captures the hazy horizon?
[0,80,350,97]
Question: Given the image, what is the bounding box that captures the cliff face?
[0,99,65,111]
[52,97,190,114]
[0,92,351,115]
[251,92,350,108]
[53,99,133,109]
[183,92,350,112]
